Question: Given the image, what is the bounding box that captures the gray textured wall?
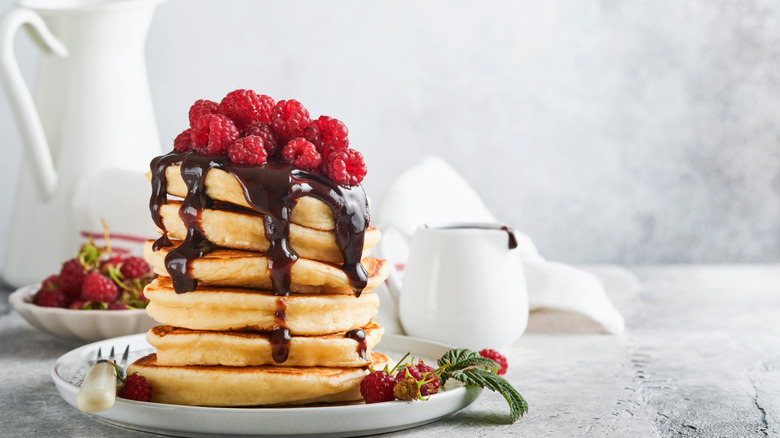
[1,0,779,265]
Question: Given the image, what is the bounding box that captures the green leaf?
[438,348,499,384]
[449,368,528,423]
[437,348,528,424]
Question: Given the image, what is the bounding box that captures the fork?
[76,345,129,413]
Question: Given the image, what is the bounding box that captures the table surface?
[1,265,778,437]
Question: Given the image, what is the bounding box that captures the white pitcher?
[0,0,165,287]
[398,223,529,350]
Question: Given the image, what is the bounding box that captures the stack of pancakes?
[128,159,391,406]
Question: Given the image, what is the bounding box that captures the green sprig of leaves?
[438,348,528,424]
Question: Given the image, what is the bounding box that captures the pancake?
[143,241,389,294]
[148,322,384,367]
[151,165,367,231]
[144,277,380,335]
[156,201,380,263]
[127,351,389,407]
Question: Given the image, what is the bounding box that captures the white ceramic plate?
[51,333,482,437]
[10,284,158,343]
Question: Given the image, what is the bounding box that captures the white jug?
[0,0,165,287]
[398,223,529,350]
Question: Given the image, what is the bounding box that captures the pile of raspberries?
[174,89,367,187]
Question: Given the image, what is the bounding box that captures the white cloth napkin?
[371,156,625,335]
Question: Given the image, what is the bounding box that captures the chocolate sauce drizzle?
[148,151,370,296]
[344,328,367,361]
[431,223,519,250]
[269,326,292,363]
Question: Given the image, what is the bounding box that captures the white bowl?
[9,284,158,343]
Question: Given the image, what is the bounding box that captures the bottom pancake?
[127,352,389,407]
[147,322,384,367]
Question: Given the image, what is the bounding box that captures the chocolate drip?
[274,298,287,326]
[289,170,369,296]
[344,328,367,361]
[269,326,292,363]
[500,226,518,249]
[147,151,370,296]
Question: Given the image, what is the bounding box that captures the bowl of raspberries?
[9,237,157,343]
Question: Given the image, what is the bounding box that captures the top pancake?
[156,201,380,264]
[152,166,369,231]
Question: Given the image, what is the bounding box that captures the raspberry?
[218,89,275,129]
[192,114,240,154]
[69,300,88,310]
[241,122,280,157]
[174,129,195,152]
[325,148,367,186]
[33,288,68,308]
[393,373,421,401]
[108,302,130,310]
[59,258,86,302]
[479,349,508,375]
[282,138,321,171]
[304,115,349,155]
[360,371,396,404]
[188,99,218,128]
[229,136,268,165]
[100,254,124,271]
[118,373,153,402]
[41,274,59,291]
[395,362,440,397]
[270,99,311,141]
[415,362,441,396]
[120,256,151,279]
[81,272,118,302]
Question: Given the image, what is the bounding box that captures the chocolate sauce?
[500,226,518,249]
[344,328,367,361]
[432,223,519,250]
[148,151,370,296]
[274,298,287,326]
[269,326,292,363]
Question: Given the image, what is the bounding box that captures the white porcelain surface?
[0,0,164,287]
[399,224,529,350]
[9,284,157,343]
[51,333,483,438]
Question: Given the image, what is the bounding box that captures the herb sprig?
[438,348,528,423]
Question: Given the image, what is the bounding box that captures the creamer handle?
[0,7,67,199]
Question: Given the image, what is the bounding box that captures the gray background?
[1,0,779,267]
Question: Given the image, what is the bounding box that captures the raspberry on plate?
[228,135,268,166]
[479,348,509,375]
[118,373,153,402]
[270,99,311,141]
[360,370,396,404]
[395,361,440,397]
[325,148,367,186]
[81,271,118,302]
[282,138,321,172]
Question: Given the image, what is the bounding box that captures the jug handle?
[0,7,68,199]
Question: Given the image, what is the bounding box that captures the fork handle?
[77,361,117,413]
